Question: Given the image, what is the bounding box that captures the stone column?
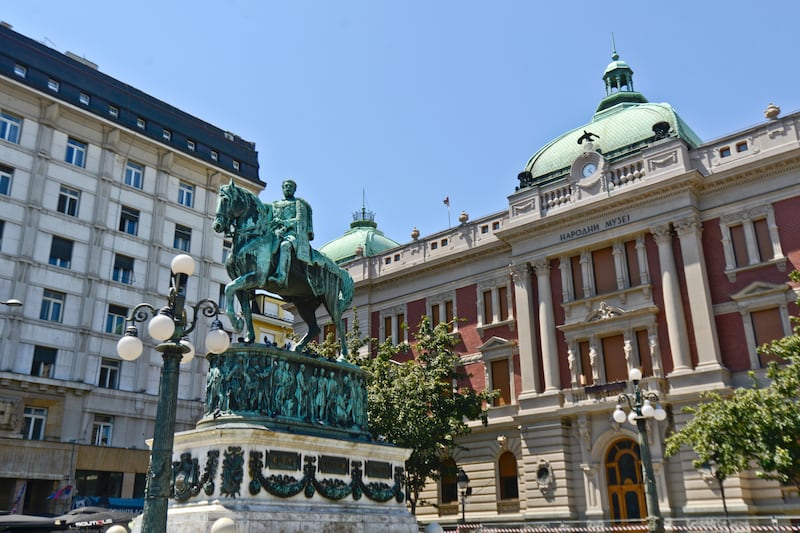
[533,258,560,392]
[674,216,722,369]
[651,224,692,373]
[511,263,541,394]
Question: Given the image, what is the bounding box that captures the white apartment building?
[0,22,262,515]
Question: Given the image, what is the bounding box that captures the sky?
[4,1,800,248]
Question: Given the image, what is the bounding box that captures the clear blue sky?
[5,1,800,247]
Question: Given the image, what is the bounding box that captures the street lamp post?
[116,254,230,533]
[456,467,471,525]
[612,368,667,533]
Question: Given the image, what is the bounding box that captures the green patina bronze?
[202,345,370,442]
[212,180,353,354]
[168,447,405,504]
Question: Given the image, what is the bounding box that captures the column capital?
[650,224,673,245]
[674,214,702,237]
[510,262,531,281]
[532,257,550,275]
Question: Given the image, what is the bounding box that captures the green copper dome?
[519,51,701,188]
[319,208,400,264]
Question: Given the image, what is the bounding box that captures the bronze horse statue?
[212,181,354,355]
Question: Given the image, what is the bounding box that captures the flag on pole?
[11,481,26,513]
[443,196,449,206]
[47,484,72,500]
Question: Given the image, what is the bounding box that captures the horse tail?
[338,266,354,309]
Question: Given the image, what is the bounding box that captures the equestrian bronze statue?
[212,180,353,355]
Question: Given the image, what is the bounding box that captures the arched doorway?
[606,438,645,523]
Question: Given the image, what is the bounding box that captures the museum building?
[312,51,800,526]
[0,23,260,515]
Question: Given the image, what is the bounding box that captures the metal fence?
[422,517,800,533]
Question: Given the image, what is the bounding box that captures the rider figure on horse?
[268,179,315,288]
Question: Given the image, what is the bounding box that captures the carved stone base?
[131,422,417,533]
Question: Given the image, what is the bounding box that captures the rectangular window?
[0,165,12,195]
[481,225,489,234]
[218,283,226,309]
[91,415,113,446]
[48,78,59,92]
[108,105,119,118]
[720,146,731,158]
[178,182,194,207]
[636,329,652,378]
[0,111,22,143]
[445,300,454,325]
[14,64,26,78]
[431,303,440,327]
[751,308,784,367]
[112,254,134,284]
[602,335,627,383]
[483,289,493,325]
[736,141,748,153]
[57,185,80,216]
[730,223,748,267]
[162,129,171,141]
[491,359,511,407]
[79,93,90,105]
[498,285,509,322]
[105,304,128,335]
[753,218,774,262]
[99,358,120,389]
[31,346,57,378]
[136,117,146,129]
[48,236,73,268]
[118,206,140,235]
[173,224,191,252]
[625,240,641,287]
[0,220,4,250]
[40,289,65,322]
[222,240,232,263]
[384,316,392,342]
[579,341,593,386]
[75,470,124,499]
[571,255,583,300]
[593,247,616,294]
[124,160,144,189]
[187,140,195,151]
[211,150,218,161]
[233,160,240,171]
[65,138,87,168]
[23,407,47,440]
[492,221,501,230]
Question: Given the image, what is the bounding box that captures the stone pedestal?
[131,422,417,533]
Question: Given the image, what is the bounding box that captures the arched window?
[440,458,458,505]
[498,452,519,500]
[606,438,645,523]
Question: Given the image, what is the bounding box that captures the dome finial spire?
[611,33,619,61]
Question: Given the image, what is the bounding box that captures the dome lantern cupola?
[319,200,401,264]
[595,48,648,114]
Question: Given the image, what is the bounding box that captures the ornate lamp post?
[116,254,230,533]
[612,368,667,533]
[456,467,471,525]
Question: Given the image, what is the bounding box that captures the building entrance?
[606,438,646,522]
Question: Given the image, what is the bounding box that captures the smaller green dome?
[319,208,400,264]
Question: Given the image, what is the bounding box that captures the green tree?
[357,315,494,514]
[665,270,800,490]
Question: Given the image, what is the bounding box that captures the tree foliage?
[665,270,800,489]
[344,315,494,514]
